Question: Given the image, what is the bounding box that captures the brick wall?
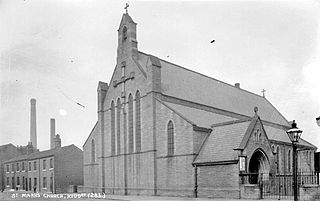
[198,164,240,198]
[55,145,83,193]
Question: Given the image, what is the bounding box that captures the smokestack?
[30,98,37,149]
[50,119,55,149]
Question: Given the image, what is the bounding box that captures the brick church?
[83,12,316,198]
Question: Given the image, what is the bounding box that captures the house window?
[17,177,20,186]
[91,139,96,163]
[34,178,37,188]
[16,163,19,171]
[111,101,115,155]
[43,177,47,188]
[116,98,121,154]
[135,91,141,152]
[50,159,53,169]
[6,165,9,172]
[128,93,134,153]
[33,161,37,171]
[29,178,31,190]
[22,162,25,171]
[7,177,9,186]
[43,160,46,170]
[11,164,14,172]
[167,120,174,156]
[29,162,31,171]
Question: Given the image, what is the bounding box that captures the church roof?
[193,118,316,164]
[137,51,289,127]
[158,58,289,127]
[162,101,237,128]
[265,125,317,148]
[194,120,251,164]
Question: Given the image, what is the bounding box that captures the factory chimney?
[30,98,37,149]
[50,118,55,149]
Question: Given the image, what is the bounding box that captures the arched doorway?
[248,149,270,184]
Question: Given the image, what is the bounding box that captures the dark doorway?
[248,149,270,184]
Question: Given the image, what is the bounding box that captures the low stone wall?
[240,184,260,199]
[300,185,320,201]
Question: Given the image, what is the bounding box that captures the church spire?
[117,7,138,62]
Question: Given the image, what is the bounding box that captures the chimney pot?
[235,83,240,88]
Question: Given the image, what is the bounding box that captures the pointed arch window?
[167,120,174,156]
[91,139,96,163]
[111,101,115,155]
[288,149,291,172]
[135,91,141,152]
[128,94,134,153]
[117,98,121,154]
[122,26,127,42]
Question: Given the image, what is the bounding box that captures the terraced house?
[3,144,83,193]
[83,12,316,198]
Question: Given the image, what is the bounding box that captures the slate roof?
[3,144,78,164]
[0,143,15,151]
[194,121,251,164]
[159,59,289,127]
[163,101,237,128]
[137,51,289,127]
[265,125,316,148]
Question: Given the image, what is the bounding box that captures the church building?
[83,12,316,198]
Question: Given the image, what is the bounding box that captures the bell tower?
[117,8,138,63]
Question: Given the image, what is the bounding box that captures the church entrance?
[248,149,270,184]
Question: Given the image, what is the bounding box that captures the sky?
[0,0,320,151]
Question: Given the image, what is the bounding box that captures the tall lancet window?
[116,98,121,154]
[111,101,115,155]
[128,94,134,153]
[122,26,127,42]
[91,139,95,163]
[167,120,174,156]
[135,91,141,152]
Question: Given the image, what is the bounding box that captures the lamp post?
[286,120,303,201]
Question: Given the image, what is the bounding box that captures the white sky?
[0,0,320,151]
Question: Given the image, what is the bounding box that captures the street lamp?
[286,120,303,201]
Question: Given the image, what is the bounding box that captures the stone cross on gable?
[125,3,129,14]
[113,62,135,99]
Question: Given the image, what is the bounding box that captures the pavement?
[0,192,289,201]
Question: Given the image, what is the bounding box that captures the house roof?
[194,120,251,164]
[0,143,16,151]
[3,144,79,163]
[142,52,290,127]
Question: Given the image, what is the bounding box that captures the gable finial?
[125,3,129,14]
